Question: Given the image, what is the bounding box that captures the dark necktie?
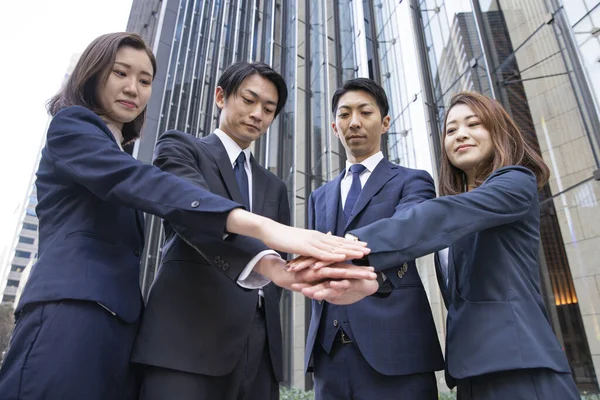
[344,163,366,221]
[234,151,250,211]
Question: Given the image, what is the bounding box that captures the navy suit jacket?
[305,159,444,376]
[18,106,248,324]
[351,166,572,382]
[132,131,289,380]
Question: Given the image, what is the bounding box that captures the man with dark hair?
[304,78,444,399]
[133,62,291,399]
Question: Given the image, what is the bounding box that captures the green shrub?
[581,394,600,399]
[279,387,458,399]
[279,386,600,399]
[279,386,314,400]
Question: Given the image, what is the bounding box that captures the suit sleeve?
[277,182,291,259]
[45,106,239,245]
[307,192,316,231]
[379,169,437,287]
[153,130,270,281]
[274,181,291,298]
[351,166,537,270]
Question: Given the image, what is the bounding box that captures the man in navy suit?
[133,62,290,399]
[304,78,444,399]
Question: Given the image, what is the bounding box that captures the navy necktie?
[234,151,250,211]
[344,163,366,221]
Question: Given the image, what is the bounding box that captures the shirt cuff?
[237,250,280,289]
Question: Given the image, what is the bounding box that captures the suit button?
[402,262,408,273]
[333,320,338,327]
[133,249,141,256]
[223,263,229,271]
[191,200,200,208]
[397,269,405,279]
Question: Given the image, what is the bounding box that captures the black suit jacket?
[132,131,290,380]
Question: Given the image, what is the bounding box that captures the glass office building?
[127,0,600,392]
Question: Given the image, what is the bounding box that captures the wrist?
[254,254,284,281]
[226,208,263,238]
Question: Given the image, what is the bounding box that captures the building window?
[2,295,16,303]
[10,264,24,273]
[22,222,37,231]
[25,208,36,217]
[18,236,35,245]
[14,250,31,259]
[6,280,19,288]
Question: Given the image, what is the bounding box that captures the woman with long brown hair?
[294,91,580,399]
[0,32,373,399]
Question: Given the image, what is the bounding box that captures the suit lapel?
[345,159,398,228]
[251,155,267,215]
[201,133,246,206]
[325,172,344,234]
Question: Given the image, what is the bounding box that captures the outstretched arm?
[294,167,537,303]
[153,130,273,281]
[350,166,538,270]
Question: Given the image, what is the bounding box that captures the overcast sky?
[0,0,134,259]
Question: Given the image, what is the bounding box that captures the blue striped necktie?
[344,163,366,220]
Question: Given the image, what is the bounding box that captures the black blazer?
[351,166,571,383]
[132,131,290,380]
[18,107,243,323]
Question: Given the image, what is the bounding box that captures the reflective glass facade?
[128,0,600,392]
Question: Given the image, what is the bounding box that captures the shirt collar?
[214,129,252,167]
[344,151,384,178]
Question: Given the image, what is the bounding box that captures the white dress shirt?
[213,129,279,291]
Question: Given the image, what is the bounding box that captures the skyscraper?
[0,184,39,305]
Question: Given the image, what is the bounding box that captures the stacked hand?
[225,210,378,304]
[252,223,379,305]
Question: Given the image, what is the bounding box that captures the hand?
[286,255,336,271]
[255,259,377,291]
[286,234,365,271]
[254,255,296,290]
[258,219,370,262]
[294,263,377,285]
[226,210,370,262]
[292,276,379,305]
